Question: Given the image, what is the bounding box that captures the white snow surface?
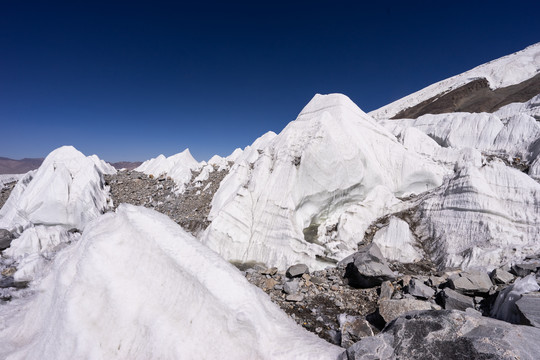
[0,146,115,235]
[0,205,342,360]
[202,94,448,270]
[372,217,423,263]
[370,42,540,120]
[135,149,201,192]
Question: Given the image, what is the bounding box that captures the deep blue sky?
[1,1,539,162]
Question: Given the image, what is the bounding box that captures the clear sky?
[1,1,539,162]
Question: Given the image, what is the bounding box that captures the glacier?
[0,205,342,360]
[201,93,448,270]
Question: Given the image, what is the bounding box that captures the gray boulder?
[339,310,540,360]
[437,288,474,311]
[285,264,309,278]
[338,314,374,348]
[343,243,395,288]
[511,262,540,277]
[378,299,440,323]
[406,278,435,299]
[0,229,13,250]
[448,271,492,296]
[516,292,540,327]
[491,268,514,284]
[283,279,299,295]
[379,280,394,301]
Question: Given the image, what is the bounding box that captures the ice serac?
[415,157,540,270]
[202,94,447,270]
[135,149,201,192]
[370,42,540,120]
[0,205,342,360]
[0,146,115,235]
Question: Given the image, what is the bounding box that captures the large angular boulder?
[339,310,540,360]
[437,288,474,311]
[516,293,540,328]
[448,271,493,296]
[378,299,440,323]
[343,243,395,288]
[491,274,540,324]
[406,278,435,299]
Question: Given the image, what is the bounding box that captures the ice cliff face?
[201,94,448,270]
[0,205,342,360]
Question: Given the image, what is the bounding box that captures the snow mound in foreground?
[0,205,342,360]
[0,146,115,235]
[202,93,447,270]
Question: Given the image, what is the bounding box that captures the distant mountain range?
[0,157,141,174]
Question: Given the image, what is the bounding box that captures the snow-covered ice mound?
[0,146,116,281]
[0,146,115,234]
[202,94,448,270]
[0,204,342,360]
[135,149,201,192]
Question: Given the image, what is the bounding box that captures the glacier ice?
[201,93,448,270]
[0,205,342,360]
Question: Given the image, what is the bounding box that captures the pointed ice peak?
[298,93,367,118]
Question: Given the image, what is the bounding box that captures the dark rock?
[340,310,540,360]
[378,299,440,324]
[516,292,540,327]
[448,271,492,296]
[344,244,395,288]
[0,229,13,250]
[511,262,540,277]
[286,264,309,278]
[406,278,435,299]
[437,288,475,311]
[338,314,374,348]
[491,268,515,284]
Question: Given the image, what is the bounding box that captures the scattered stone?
[343,244,395,288]
[437,288,475,311]
[283,280,300,295]
[0,229,13,250]
[1,267,16,277]
[448,271,492,296]
[378,299,440,324]
[340,310,540,360]
[338,314,374,348]
[286,294,304,302]
[379,281,394,301]
[491,268,515,284]
[516,292,540,327]
[261,267,278,276]
[406,278,435,299]
[286,264,309,278]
